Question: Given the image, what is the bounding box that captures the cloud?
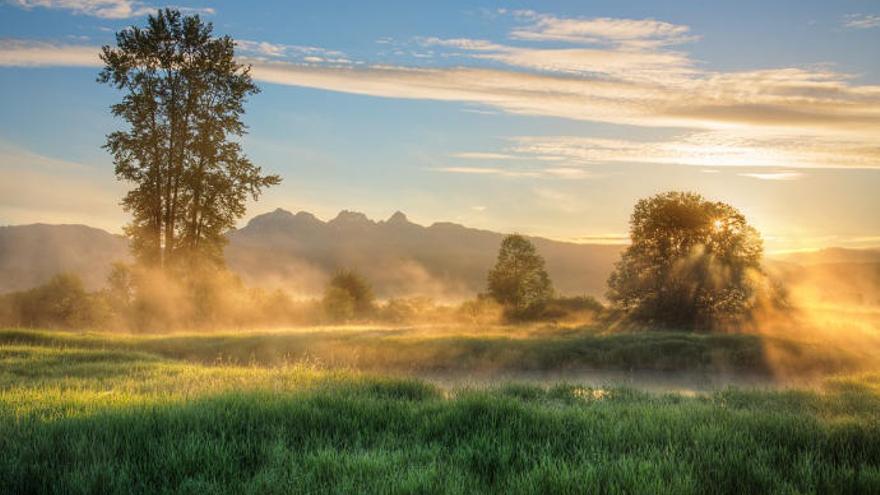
[508,10,697,48]
[430,166,541,178]
[507,131,880,169]
[417,37,504,51]
[737,171,804,181]
[451,152,523,160]
[236,40,350,64]
[543,167,594,179]
[9,0,214,19]
[242,58,880,146]
[4,10,880,171]
[843,14,880,29]
[0,39,101,67]
[431,165,593,180]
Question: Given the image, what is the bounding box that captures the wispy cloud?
[417,37,503,51]
[507,131,880,169]
[9,0,214,19]
[0,39,101,67]
[4,10,880,172]
[450,152,523,160]
[737,171,804,181]
[506,10,697,48]
[246,61,880,140]
[431,165,593,180]
[430,166,540,178]
[236,40,352,65]
[843,14,880,29]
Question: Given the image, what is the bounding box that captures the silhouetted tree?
[323,270,375,321]
[607,191,773,330]
[487,234,553,320]
[99,8,280,269]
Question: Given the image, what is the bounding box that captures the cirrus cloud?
[9,0,214,19]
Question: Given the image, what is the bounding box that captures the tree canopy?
[323,270,375,322]
[607,191,776,330]
[487,234,554,320]
[99,8,280,270]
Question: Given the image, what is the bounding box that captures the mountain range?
[1,209,878,303]
[0,209,623,299]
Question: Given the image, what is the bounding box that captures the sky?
[0,0,879,253]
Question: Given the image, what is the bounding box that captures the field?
[2,326,880,494]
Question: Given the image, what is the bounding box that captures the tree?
[487,234,553,320]
[607,191,774,331]
[322,270,375,322]
[99,9,280,269]
[13,273,105,328]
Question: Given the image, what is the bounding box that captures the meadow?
[2,325,880,494]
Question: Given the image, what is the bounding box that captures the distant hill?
[225,209,624,299]
[0,210,623,299]
[0,224,129,292]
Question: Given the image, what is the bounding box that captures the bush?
[0,273,108,329]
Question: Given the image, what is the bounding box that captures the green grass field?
[2,327,880,494]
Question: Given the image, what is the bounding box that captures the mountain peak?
[330,210,373,225]
[387,211,409,224]
[294,211,321,223]
[245,208,295,228]
[270,208,293,215]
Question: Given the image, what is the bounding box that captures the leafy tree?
[99,8,280,269]
[487,234,554,320]
[607,191,776,330]
[322,270,375,321]
[12,273,106,328]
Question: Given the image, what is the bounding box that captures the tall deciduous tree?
[99,8,280,269]
[607,191,778,330]
[487,234,553,320]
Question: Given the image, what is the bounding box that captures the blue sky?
[1,0,879,252]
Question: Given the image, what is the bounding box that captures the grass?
[0,324,873,376]
[2,327,880,494]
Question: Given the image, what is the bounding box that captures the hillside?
[0,224,129,292]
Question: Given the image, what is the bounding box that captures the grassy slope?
[2,328,880,494]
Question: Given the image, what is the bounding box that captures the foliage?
[487,234,554,321]
[322,270,375,322]
[98,8,280,269]
[0,273,108,329]
[608,191,780,331]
